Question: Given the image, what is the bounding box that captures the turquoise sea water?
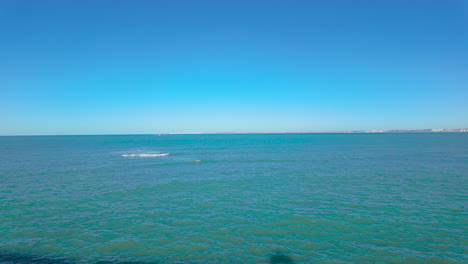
[0,134,466,263]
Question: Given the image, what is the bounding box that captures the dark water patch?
[0,251,74,264]
[270,252,294,264]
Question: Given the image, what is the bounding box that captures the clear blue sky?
[1,0,466,135]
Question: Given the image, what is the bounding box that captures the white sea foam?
[122,153,169,157]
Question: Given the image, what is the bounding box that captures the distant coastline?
[2,128,468,137]
[158,128,468,135]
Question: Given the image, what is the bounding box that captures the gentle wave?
[121,153,169,157]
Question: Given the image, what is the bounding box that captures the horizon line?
[1,128,468,137]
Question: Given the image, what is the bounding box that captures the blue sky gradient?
[1,0,467,135]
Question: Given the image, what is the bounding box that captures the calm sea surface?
[0,134,466,263]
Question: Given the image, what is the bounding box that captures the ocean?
[0,133,466,263]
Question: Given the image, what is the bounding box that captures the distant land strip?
[158,128,468,135]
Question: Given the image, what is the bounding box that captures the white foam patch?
[122,153,169,157]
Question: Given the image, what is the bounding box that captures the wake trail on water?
[121,153,170,157]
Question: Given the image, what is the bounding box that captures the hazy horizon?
[1,0,467,135]
[2,127,468,137]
